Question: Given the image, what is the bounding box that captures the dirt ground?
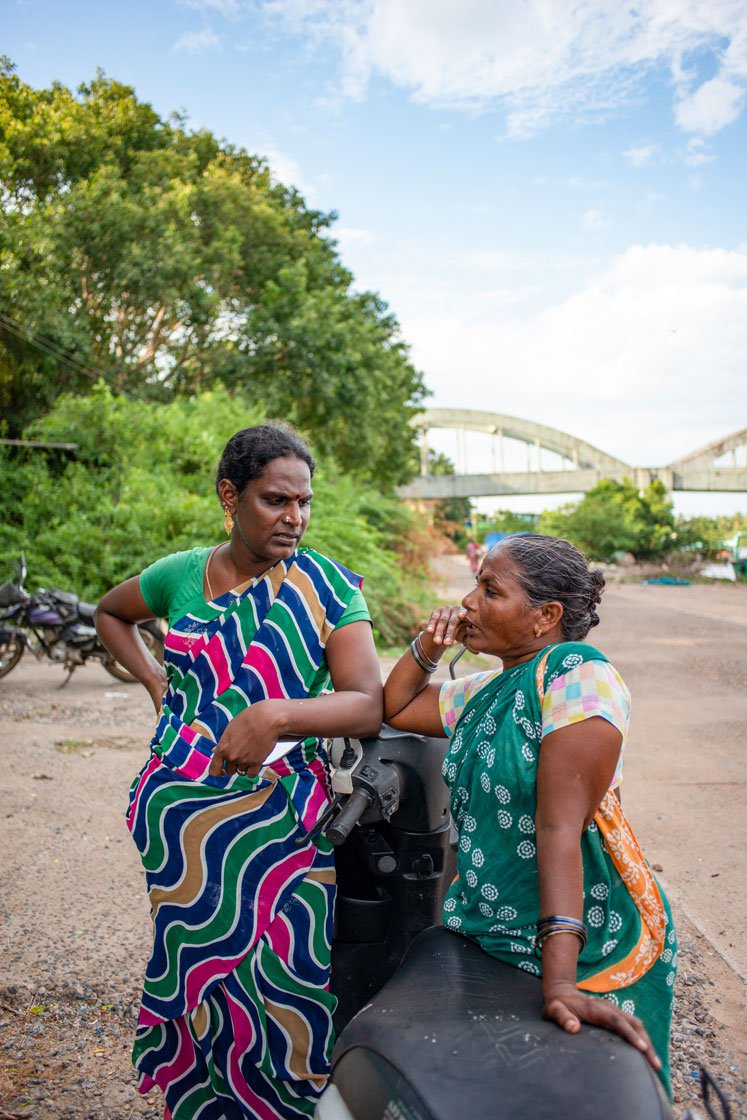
[0,557,745,1119]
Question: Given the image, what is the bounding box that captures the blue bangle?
[535,915,587,957]
[410,633,439,674]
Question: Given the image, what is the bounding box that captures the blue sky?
[4,0,747,514]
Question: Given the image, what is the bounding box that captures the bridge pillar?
[633,467,674,493]
[419,429,429,477]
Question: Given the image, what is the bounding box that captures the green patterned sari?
[438,642,677,1097]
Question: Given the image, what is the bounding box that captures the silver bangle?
[410,632,440,674]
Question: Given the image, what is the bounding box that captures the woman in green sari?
[383,533,676,1098]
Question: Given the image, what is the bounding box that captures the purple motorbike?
[0,555,163,684]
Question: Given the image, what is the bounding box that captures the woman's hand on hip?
[146,667,168,714]
[541,981,662,1073]
[209,701,285,778]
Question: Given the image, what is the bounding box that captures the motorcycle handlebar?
[327,787,374,847]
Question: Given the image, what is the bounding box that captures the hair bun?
[589,568,605,606]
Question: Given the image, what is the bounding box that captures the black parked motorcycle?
[314,694,729,1119]
[0,555,164,685]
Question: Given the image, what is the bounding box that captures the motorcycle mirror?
[17,554,27,587]
[330,737,363,795]
[448,646,467,680]
[701,1066,732,1119]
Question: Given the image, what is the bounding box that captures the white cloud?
[583,208,609,231]
[180,0,242,13]
[684,138,716,167]
[172,27,221,54]
[334,226,376,248]
[397,243,747,466]
[675,76,747,135]
[262,0,747,137]
[263,146,306,190]
[623,143,658,167]
[568,176,605,189]
[454,249,527,272]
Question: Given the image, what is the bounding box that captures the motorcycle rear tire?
[0,635,24,679]
[104,624,165,684]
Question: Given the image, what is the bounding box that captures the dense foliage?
[440,497,744,567]
[0,387,435,644]
[537,479,677,562]
[0,59,426,485]
[673,513,746,556]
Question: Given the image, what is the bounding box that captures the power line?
[0,309,113,382]
[0,307,162,406]
[0,438,78,449]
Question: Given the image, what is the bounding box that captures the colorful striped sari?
[126,549,361,1120]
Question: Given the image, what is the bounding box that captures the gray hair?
[495,533,605,641]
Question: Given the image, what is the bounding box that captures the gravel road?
[0,563,745,1119]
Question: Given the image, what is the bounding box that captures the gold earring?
[534,625,542,637]
[223,506,234,535]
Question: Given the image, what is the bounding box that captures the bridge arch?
[416,408,630,474]
[398,409,747,501]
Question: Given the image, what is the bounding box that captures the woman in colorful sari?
[96,423,382,1120]
[383,533,676,1099]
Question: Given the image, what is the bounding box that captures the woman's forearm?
[383,607,467,731]
[95,609,166,703]
[535,823,585,994]
[534,796,662,1074]
[210,689,383,775]
[383,645,438,722]
[270,690,383,740]
[534,721,620,993]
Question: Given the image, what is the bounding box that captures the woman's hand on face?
[209,701,283,778]
[423,605,468,649]
[541,981,662,1073]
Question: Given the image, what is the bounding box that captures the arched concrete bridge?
[398,409,747,501]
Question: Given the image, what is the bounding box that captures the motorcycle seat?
[330,925,670,1120]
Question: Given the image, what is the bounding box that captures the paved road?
[0,567,745,1116]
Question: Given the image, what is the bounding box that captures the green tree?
[538,478,676,562]
[0,385,431,643]
[0,59,426,484]
[674,513,747,557]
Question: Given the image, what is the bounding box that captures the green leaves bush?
[536,482,745,568]
[0,385,430,643]
[537,479,677,562]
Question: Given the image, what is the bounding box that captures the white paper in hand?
[264,738,303,765]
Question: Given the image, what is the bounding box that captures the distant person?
[96,423,382,1120]
[383,533,676,1098]
[466,537,480,574]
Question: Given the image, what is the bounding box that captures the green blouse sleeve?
[335,587,371,628]
[139,548,209,621]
